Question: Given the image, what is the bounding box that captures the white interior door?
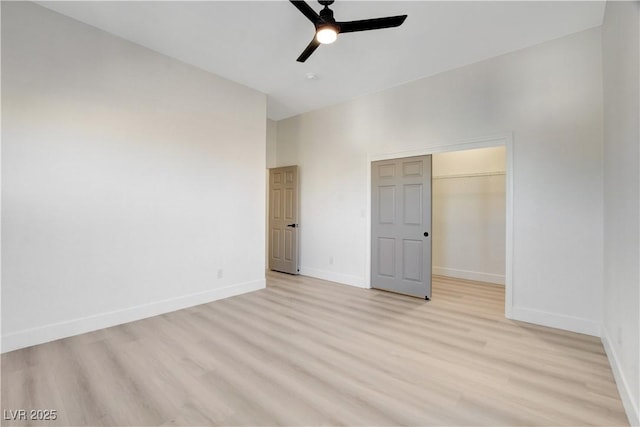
[269,166,299,274]
[371,156,432,299]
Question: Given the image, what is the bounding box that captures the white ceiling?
[37,1,606,120]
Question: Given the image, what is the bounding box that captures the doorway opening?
[367,134,513,317]
[432,146,507,306]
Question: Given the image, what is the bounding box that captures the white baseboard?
[602,329,640,426]
[433,266,505,285]
[510,306,601,337]
[299,267,367,288]
[1,279,265,353]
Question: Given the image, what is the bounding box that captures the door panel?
[379,164,396,177]
[403,160,423,176]
[403,184,423,224]
[284,230,294,261]
[378,237,396,277]
[285,188,295,219]
[402,239,423,281]
[378,186,396,223]
[371,155,432,299]
[269,166,299,274]
[272,189,282,219]
[272,229,281,260]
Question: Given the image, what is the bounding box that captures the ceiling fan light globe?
[316,27,337,44]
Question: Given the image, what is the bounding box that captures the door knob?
[424,232,429,237]
[287,224,298,228]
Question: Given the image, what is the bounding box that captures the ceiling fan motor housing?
[318,8,338,35]
[318,5,335,24]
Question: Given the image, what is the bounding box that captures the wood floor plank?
[1,272,630,426]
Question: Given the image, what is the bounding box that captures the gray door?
[371,156,432,299]
[269,166,300,274]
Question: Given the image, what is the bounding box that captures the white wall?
[266,119,277,267]
[1,2,267,352]
[602,1,640,425]
[433,147,505,284]
[276,28,604,336]
[266,119,278,169]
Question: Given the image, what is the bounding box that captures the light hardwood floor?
[2,273,629,426]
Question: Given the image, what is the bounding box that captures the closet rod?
[432,171,505,180]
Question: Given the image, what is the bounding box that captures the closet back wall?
[433,147,506,285]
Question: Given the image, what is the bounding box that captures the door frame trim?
[366,133,514,318]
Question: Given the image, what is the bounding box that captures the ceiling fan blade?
[338,15,407,34]
[297,38,321,62]
[290,0,321,25]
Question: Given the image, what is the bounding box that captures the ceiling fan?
[290,0,407,62]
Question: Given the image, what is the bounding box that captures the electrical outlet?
[217,269,223,279]
[329,256,334,265]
